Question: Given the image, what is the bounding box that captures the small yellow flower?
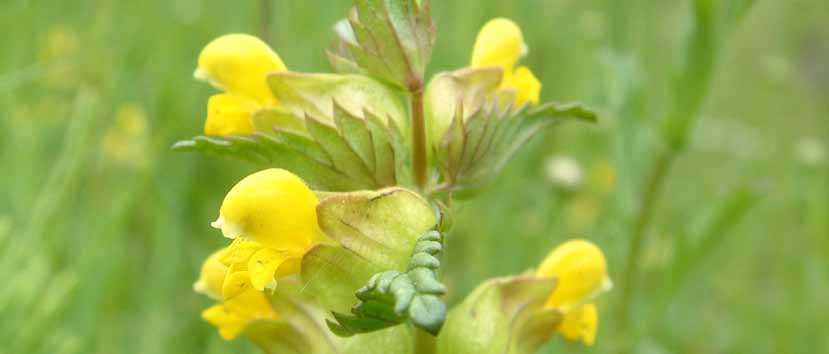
[195,34,286,136]
[195,248,278,340]
[101,103,149,167]
[537,239,611,346]
[470,18,541,106]
[211,169,323,292]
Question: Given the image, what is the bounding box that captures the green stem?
[616,150,674,328]
[410,85,427,190]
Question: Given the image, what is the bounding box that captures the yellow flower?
[195,34,287,136]
[211,169,323,293]
[536,239,611,346]
[470,18,541,106]
[101,103,149,167]
[195,248,278,340]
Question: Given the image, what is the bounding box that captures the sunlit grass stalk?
[617,150,674,327]
[616,0,755,334]
[19,89,97,251]
[655,183,760,310]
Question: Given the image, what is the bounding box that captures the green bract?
[437,274,562,354]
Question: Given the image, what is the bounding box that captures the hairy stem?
[410,85,427,190]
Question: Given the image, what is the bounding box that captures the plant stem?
[616,150,674,327]
[410,84,427,190]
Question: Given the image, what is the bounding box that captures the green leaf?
[300,245,380,314]
[171,134,364,191]
[251,107,307,135]
[424,68,503,144]
[335,0,435,89]
[305,114,376,186]
[327,20,367,75]
[364,110,398,186]
[525,101,599,124]
[333,103,376,172]
[173,94,407,191]
[267,71,407,129]
[316,188,436,270]
[436,274,561,354]
[431,99,599,199]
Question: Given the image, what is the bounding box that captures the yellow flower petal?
[193,248,229,300]
[202,304,247,340]
[224,284,276,319]
[537,239,611,310]
[204,93,259,136]
[201,282,277,340]
[469,19,541,107]
[222,270,255,300]
[273,256,302,278]
[195,34,286,104]
[470,18,527,72]
[505,66,541,106]
[558,303,598,346]
[220,238,262,268]
[213,169,322,252]
[248,248,292,291]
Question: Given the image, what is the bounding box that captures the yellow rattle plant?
[174,1,605,353]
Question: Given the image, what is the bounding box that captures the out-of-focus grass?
[1,1,826,353]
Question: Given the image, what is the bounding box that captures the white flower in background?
[544,155,584,191]
[795,138,826,167]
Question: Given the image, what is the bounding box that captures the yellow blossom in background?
[211,169,324,293]
[195,34,286,136]
[41,26,80,61]
[537,239,611,346]
[40,25,80,88]
[470,18,541,106]
[101,103,149,167]
[590,159,617,194]
[195,248,278,340]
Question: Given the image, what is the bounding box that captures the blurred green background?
[1,0,826,353]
